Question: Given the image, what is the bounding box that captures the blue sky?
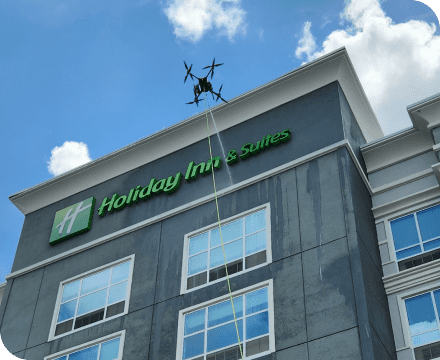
[0,0,439,284]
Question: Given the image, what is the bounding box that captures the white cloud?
[163,0,246,42]
[295,0,440,134]
[47,141,92,176]
[321,16,332,29]
[295,22,316,60]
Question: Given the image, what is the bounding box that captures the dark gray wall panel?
[24,307,152,360]
[118,308,153,360]
[296,151,347,252]
[272,254,306,350]
[150,255,304,359]
[148,295,181,360]
[302,237,357,341]
[0,268,44,354]
[338,147,382,273]
[25,224,160,349]
[338,84,367,174]
[371,322,394,360]
[358,237,396,359]
[0,279,13,327]
[13,350,25,359]
[180,262,273,310]
[276,343,309,360]
[270,168,301,262]
[12,83,344,273]
[155,169,300,304]
[308,327,362,360]
[23,342,50,360]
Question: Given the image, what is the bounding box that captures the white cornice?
[371,168,433,195]
[9,47,382,215]
[383,258,440,295]
[372,185,440,219]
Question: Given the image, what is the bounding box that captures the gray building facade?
[0,48,406,360]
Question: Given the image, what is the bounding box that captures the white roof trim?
[10,47,382,215]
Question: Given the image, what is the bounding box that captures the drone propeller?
[186,97,201,107]
[215,85,223,102]
[186,100,199,107]
[203,58,223,79]
[184,61,193,83]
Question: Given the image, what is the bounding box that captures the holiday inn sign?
[49,129,291,245]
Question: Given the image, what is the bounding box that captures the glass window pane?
[246,312,269,339]
[405,293,438,335]
[208,297,243,328]
[69,345,99,360]
[58,299,77,322]
[245,230,266,255]
[246,288,268,315]
[190,232,209,256]
[81,269,111,295]
[396,245,421,260]
[108,281,127,305]
[183,332,204,359]
[185,309,205,335]
[418,205,440,242]
[188,252,208,276]
[433,290,440,319]
[207,319,243,352]
[245,211,266,235]
[412,329,440,347]
[99,338,120,360]
[210,239,243,268]
[77,289,107,316]
[391,215,419,251]
[211,219,243,248]
[111,262,130,284]
[424,239,440,252]
[54,357,67,360]
[62,280,80,303]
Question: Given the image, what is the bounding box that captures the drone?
[184,58,228,106]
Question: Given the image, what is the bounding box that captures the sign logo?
[49,197,95,245]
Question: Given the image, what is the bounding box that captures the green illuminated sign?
[49,197,95,245]
[50,129,291,244]
[226,129,291,164]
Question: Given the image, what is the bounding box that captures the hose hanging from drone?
[203,92,244,360]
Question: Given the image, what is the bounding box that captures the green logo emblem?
[49,197,95,245]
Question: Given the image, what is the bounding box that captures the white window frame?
[176,279,275,360]
[48,255,135,341]
[44,330,126,360]
[398,283,440,359]
[389,203,440,262]
[383,200,440,264]
[180,203,272,294]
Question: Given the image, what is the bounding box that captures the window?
[49,256,134,340]
[177,281,274,360]
[44,331,125,360]
[182,205,271,293]
[391,204,440,262]
[405,289,440,360]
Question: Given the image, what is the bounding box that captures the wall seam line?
[336,147,365,359]
[24,267,45,353]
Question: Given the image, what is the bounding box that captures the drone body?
[184,58,227,106]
